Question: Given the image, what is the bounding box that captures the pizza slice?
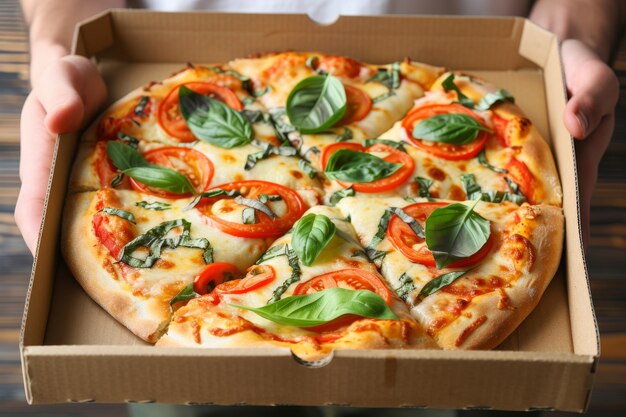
[336,196,563,349]
[157,205,437,361]
[62,179,311,342]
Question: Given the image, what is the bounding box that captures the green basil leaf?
[255,244,289,265]
[298,159,318,179]
[418,270,468,300]
[367,62,401,90]
[253,86,270,98]
[135,201,171,211]
[208,66,251,91]
[134,96,150,117]
[412,113,492,145]
[425,200,491,269]
[460,173,482,200]
[286,75,347,134]
[169,283,199,311]
[124,166,195,194]
[110,174,124,187]
[442,74,475,108]
[258,194,282,204]
[478,149,508,174]
[117,132,139,149]
[368,208,395,250]
[414,176,434,198]
[245,140,298,171]
[184,189,241,211]
[242,207,256,224]
[475,89,515,111]
[336,127,353,142]
[324,149,401,183]
[364,138,407,152]
[329,187,355,206]
[292,213,337,266]
[234,195,277,219]
[233,288,397,327]
[106,141,150,171]
[365,248,388,262]
[100,207,136,224]
[395,273,415,302]
[269,247,301,302]
[390,207,425,239]
[179,85,252,148]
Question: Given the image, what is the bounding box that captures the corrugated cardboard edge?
[20,10,599,410]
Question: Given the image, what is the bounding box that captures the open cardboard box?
[20,10,599,411]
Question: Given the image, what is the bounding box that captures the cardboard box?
[20,10,599,411]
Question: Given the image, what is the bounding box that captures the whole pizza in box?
[62,52,563,361]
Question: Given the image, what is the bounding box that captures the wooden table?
[1,0,624,415]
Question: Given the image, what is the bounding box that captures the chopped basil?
[505,177,527,203]
[233,288,397,327]
[117,132,139,149]
[334,227,361,247]
[179,86,253,149]
[255,244,288,265]
[442,74,475,108]
[106,142,194,194]
[234,195,277,219]
[475,89,515,111]
[135,201,172,211]
[298,159,318,179]
[395,273,415,302]
[110,173,124,187]
[418,270,468,300]
[414,176,434,199]
[363,138,407,152]
[369,61,401,102]
[412,114,492,145]
[369,206,423,251]
[169,283,199,311]
[460,173,483,200]
[258,194,282,204]
[245,140,298,171]
[292,213,336,266]
[241,110,269,124]
[268,246,301,302]
[286,75,347,134]
[242,97,256,106]
[478,149,508,174]
[134,96,150,117]
[100,207,136,224]
[460,173,526,204]
[425,200,491,269]
[329,187,355,206]
[184,189,241,211]
[242,207,256,224]
[208,66,251,91]
[324,149,401,183]
[268,108,297,144]
[336,127,353,142]
[365,248,388,262]
[119,219,212,268]
[390,207,425,238]
[253,86,270,98]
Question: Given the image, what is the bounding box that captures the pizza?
[62,51,564,360]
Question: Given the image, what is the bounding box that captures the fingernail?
[577,111,589,136]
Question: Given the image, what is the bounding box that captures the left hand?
[560,39,619,247]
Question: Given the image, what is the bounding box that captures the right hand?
[15,55,107,254]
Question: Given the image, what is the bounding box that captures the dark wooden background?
[0,0,624,415]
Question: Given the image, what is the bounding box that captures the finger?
[561,40,619,139]
[574,114,615,249]
[35,55,107,134]
[15,92,56,254]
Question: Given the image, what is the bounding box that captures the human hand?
[15,55,107,254]
[560,39,619,248]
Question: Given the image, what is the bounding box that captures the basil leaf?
[412,114,492,145]
[241,110,268,124]
[336,127,353,142]
[367,62,401,90]
[395,273,415,302]
[425,200,491,269]
[418,270,467,300]
[100,207,136,224]
[124,166,195,194]
[253,86,270,98]
[135,201,171,211]
[179,85,252,148]
[286,75,347,134]
[442,74,475,108]
[369,208,394,250]
[460,173,482,200]
[390,207,425,238]
[110,174,124,187]
[169,283,199,311]
[242,207,256,224]
[117,132,139,149]
[329,187,355,206]
[478,149,508,174]
[234,195,277,219]
[460,174,526,204]
[414,176,434,198]
[106,141,149,171]
[134,96,150,117]
[233,288,397,327]
[292,213,336,266]
[364,138,406,152]
[208,66,251,91]
[298,159,318,179]
[365,248,388,262]
[245,140,298,171]
[324,149,401,183]
[475,89,515,111]
[184,189,241,211]
[255,244,288,265]
[258,194,282,204]
[269,247,301,302]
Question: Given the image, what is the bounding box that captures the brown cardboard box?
[20,10,599,411]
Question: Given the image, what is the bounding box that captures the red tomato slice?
[157,82,243,143]
[96,96,153,141]
[217,265,276,295]
[193,262,241,295]
[92,210,134,260]
[492,114,510,147]
[387,202,493,268]
[94,141,121,188]
[337,85,372,126]
[129,146,214,198]
[321,142,414,193]
[506,157,535,204]
[196,180,306,238]
[317,55,363,78]
[402,104,489,160]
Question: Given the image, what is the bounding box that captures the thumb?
[561,39,619,140]
[35,55,107,134]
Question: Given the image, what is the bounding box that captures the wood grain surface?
[0,0,624,415]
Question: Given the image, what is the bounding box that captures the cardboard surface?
[21,10,598,411]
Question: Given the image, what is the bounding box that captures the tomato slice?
[218,265,276,295]
[97,96,153,141]
[492,114,510,147]
[506,157,535,204]
[94,141,121,188]
[317,55,363,78]
[129,146,214,198]
[402,104,489,160]
[196,180,306,238]
[157,82,243,143]
[336,85,372,126]
[387,202,493,268]
[193,262,241,295]
[321,142,414,193]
